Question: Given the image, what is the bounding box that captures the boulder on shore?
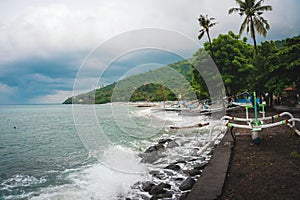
[142,181,155,192]
[144,143,165,153]
[164,164,181,171]
[193,161,208,170]
[179,177,196,191]
[151,191,173,199]
[167,140,179,148]
[189,169,202,176]
[158,138,172,144]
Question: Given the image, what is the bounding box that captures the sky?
[0,0,299,104]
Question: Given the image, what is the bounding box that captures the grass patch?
[290,150,300,158]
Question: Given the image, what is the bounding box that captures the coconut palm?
[228,0,272,54]
[197,14,217,59]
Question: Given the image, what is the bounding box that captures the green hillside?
[63,59,196,104]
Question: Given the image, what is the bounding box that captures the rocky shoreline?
[124,125,226,200]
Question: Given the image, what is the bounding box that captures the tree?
[249,36,299,105]
[197,14,217,59]
[265,36,300,94]
[191,32,255,97]
[191,49,210,99]
[206,31,255,96]
[228,0,272,55]
[250,41,278,94]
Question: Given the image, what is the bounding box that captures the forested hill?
[63,59,195,104]
[63,33,299,104]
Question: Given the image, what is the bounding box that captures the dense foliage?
[130,83,177,102]
[206,31,254,96]
[253,36,300,94]
[191,33,299,99]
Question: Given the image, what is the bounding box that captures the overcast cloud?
[0,0,299,104]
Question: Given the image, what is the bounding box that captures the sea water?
[0,104,223,199]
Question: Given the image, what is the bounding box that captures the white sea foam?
[0,175,46,200]
[31,146,148,200]
[0,174,47,190]
[101,145,146,174]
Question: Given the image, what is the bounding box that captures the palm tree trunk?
[250,17,258,55]
[206,30,216,61]
[252,32,258,55]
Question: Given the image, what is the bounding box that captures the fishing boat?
[230,92,252,107]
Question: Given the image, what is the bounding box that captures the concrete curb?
[187,129,234,200]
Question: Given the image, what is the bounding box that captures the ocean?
[0,104,224,199]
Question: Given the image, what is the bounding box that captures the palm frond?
[239,17,249,37]
[254,0,264,9]
[235,0,245,6]
[256,16,270,37]
[198,15,207,27]
[228,7,241,14]
[256,5,272,12]
[209,22,218,28]
[253,16,267,37]
[198,31,205,40]
[258,16,270,29]
[244,0,254,9]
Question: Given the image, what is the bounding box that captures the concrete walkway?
[187,129,234,200]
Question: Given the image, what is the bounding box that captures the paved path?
[187,129,234,200]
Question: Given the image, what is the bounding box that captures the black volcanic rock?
[149,185,166,195]
[158,138,172,144]
[193,161,208,170]
[179,177,196,191]
[189,169,202,176]
[167,140,179,148]
[164,164,181,171]
[142,181,155,192]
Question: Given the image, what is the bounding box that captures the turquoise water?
[0,104,217,199]
[0,105,92,199]
[0,104,166,199]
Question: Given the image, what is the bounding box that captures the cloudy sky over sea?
[0,0,299,104]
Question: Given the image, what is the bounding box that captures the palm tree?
[197,14,217,60]
[228,0,272,55]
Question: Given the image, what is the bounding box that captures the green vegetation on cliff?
[63,59,195,104]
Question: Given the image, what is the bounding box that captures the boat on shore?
[230,92,252,107]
